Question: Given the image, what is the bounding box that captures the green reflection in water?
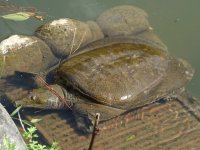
[0,0,199,97]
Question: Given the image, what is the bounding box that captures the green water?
[0,0,199,97]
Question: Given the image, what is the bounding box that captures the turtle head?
[15,84,67,109]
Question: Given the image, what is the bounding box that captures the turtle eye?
[30,95,37,101]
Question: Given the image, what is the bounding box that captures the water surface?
[0,0,199,97]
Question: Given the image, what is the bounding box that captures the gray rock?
[96,5,151,36]
[86,20,104,42]
[35,18,100,58]
[0,34,57,77]
[0,103,26,150]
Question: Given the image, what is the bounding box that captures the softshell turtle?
[15,36,194,133]
[0,4,192,133]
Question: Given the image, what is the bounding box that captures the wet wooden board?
[20,96,200,150]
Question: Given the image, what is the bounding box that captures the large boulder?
[96,5,168,52]
[0,103,26,150]
[0,34,57,77]
[96,5,151,36]
[35,18,104,58]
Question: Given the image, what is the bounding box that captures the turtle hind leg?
[73,106,94,135]
[72,98,126,134]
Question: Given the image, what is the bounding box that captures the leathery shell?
[57,36,172,109]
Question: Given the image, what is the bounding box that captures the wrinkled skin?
[16,36,194,133]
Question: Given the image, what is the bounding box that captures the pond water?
[0,0,200,149]
[0,0,199,97]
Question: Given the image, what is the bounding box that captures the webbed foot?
[73,106,94,134]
